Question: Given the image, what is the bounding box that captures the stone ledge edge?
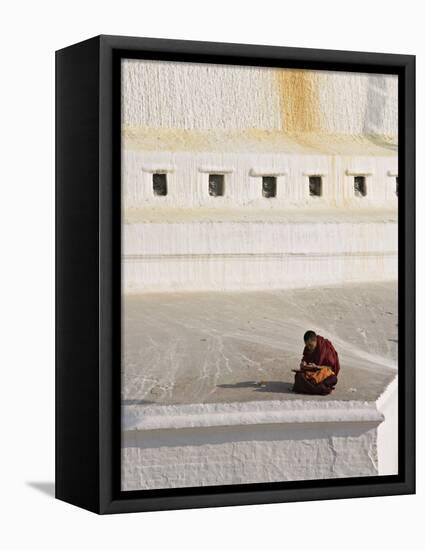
[123,399,384,432]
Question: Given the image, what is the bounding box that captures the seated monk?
[292,330,340,396]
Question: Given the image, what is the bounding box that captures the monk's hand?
[305,363,321,371]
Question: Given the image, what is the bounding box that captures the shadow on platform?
[217,380,294,395]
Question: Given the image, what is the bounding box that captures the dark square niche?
[209,174,225,196]
[309,176,322,196]
[354,175,367,197]
[153,173,167,196]
[262,176,277,198]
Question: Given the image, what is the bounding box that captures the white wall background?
[0,1,422,549]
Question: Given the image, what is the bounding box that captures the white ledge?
[142,165,176,173]
[249,168,288,177]
[345,169,374,176]
[198,167,234,174]
[387,170,398,177]
[302,170,328,177]
[123,399,384,432]
[124,251,397,261]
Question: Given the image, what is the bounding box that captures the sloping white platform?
[121,284,398,490]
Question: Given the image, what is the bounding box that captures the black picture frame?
[56,35,415,514]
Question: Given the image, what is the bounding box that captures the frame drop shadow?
[26,481,55,498]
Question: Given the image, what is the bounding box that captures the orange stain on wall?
[276,69,321,134]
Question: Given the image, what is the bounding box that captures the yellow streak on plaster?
[122,127,395,157]
[276,69,321,134]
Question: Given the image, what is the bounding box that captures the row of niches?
[150,173,399,198]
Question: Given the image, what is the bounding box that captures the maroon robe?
[293,335,340,395]
[302,335,340,375]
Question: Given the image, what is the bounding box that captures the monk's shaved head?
[304,330,317,352]
[304,330,317,343]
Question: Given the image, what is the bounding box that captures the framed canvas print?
[56,35,415,514]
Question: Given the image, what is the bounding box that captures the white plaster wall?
[124,252,396,292]
[124,221,397,256]
[122,60,397,139]
[121,62,398,293]
[122,421,379,490]
[377,376,399,475]
[318,72,398,138]
[122,60,282,131]
[122,151,398,209]
[123,221,397,292]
